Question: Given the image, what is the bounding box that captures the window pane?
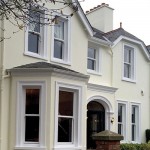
[118,124,122,135]
[25,116,39,142]
[118,105,122,122]
[59,91,73,116]
[28,32,39,53]
[132,106,136,123]
[132,124,136,141]
[26,89,39,114]
[88,59,95,70]
[54,21,64,40]
[88,48,96,59]
[54,40,63,59]
[58,117,72,142]
[29,10,40,33]
[124,64,131,78]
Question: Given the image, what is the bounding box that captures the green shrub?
[120,143,150,150]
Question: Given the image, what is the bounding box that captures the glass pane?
[26,89,39,114]
[59,91,73,116]
[88,59,95,70]
[118,105,122,122]
[132,124,136,141]
[124,64,131,78]
[28,32,39,53]
[118,124,122,135]
[88,48,96,59]
[25,116,39,142]
[54,21,64,40]
[54,40,63,59]
[132,106,136,123]
[29,10,40,33]
[58,117,72,142]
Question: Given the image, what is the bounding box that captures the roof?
[8,62,89,79]
[104,27,143,43]
[93,27,107,41]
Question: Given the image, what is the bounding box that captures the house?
[0,1,150,150]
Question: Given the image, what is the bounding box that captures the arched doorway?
[87,101,105,149]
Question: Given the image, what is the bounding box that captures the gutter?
[89,36,112,47]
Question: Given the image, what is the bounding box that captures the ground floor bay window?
[15,81,46,149]
[54,82,82,149]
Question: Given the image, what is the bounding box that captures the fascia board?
[112,36,150,60]
[72,0,94,36]
[89,36,112,47]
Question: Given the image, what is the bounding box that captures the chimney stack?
[86,3,114,32]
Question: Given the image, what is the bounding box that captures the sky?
[80,0,150,45]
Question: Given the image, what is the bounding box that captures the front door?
[87,101,105,149]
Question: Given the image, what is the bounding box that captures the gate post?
[92,130,123,150]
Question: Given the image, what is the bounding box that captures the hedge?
[120,143,150,150]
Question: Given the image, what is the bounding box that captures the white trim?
[87,42,102,74]
[87,83,118,94]
[112,36,150,60]
[24,8,48,59]
[51,13,71,65]
[122,43,136,83]
[54,82,83,149]
[16,81,46,148]
[72,0,93,36]
[89,36,112,47]
[130,102,141,143]
[87,96,114,130]
[117,100,128,142]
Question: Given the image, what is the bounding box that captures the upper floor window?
[87,46,101,74]
[51,16,71,64]
[25,7,47,59]
[123,44,135,81]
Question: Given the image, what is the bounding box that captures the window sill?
[122,77,136,83]
[53,146,82,150]
[24,52,48,61]
[87,69,102,76]
[51,58,71,66]
[15,146,46,150]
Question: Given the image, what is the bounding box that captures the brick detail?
[95,140,121,150]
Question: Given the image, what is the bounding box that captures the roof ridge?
[103,27,123,35]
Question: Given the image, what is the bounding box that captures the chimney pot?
[101,3,105,5]
[120,22,122,28]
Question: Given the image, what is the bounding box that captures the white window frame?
[87,43,101,75]
[117,101,128,142]
[122,43,136,82]
[24,7,47,59]
[54,82,82,149]
[130,103,141,143]
[51,13,71,65]
[15,81,46,150]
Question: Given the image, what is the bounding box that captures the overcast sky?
[80,0,150,45]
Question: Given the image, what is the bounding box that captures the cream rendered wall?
[86,6,113,33]
[88,45,112,86]
[112,40,150,142]
[3,3,89,76]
